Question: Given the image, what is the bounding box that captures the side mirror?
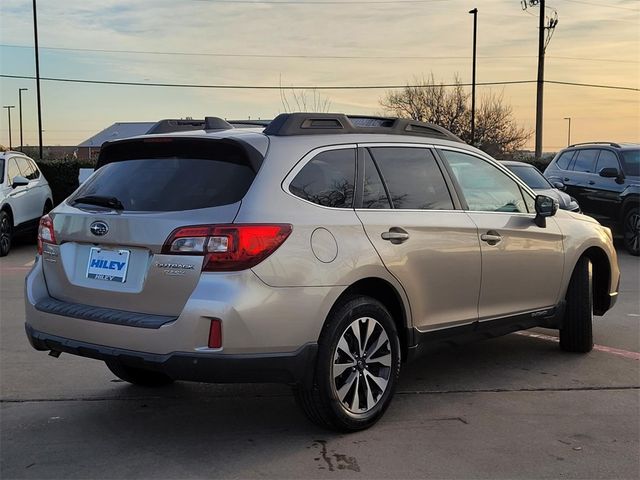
[534,194,559,228]
[599,167,619,178]
[552,181,566,191]
[12,175,29,189]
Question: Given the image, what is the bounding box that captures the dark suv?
[544,142,639,255]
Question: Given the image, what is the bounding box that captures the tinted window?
[621,150,640,177]
[370,147,453,210]
[443,150,529,213]
[508,165,551,189]
[362,150,391,209]
[555,151,574,170]
[595,150,619,172]
[74,157,255,212]
[0,159,4,184]
[7,159,21,185]
[571,149,599,173]
[289,149,355,208]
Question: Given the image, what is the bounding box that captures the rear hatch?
[41,136,262,316]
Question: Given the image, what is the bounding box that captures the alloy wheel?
[625,211,640,253]
[332,316,392,414]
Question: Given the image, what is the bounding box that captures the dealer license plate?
[86,247,130,283]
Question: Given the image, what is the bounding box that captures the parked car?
[544,142,640,255]
[0,150,53,256]
[501,160,580,213]
[25,114,620,431]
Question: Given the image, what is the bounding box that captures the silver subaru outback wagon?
[25,113,620,431]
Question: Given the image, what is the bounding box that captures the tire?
[43,200,53,216]
[560,257,593,353]
[623,207,640,256]
[0,210,12,257]
[295,295,401,432]
[105,360,174,387]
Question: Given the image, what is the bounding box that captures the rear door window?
[73,139,257,212]
[289,148,355,208]
[362,150,391,209]
[571,149,599,173]
[369,147,453,210]
[555,151,574,170]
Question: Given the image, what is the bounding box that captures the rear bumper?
[25,324,317,385]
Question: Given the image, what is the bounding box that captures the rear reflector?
[162,224,292,272]
[208,319,222,348]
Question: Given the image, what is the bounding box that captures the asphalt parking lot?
[1,240,638,479]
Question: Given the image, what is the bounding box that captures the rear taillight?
[37,214,57,255]
[162,224,292,272]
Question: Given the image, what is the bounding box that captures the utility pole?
[522,0,558,161]
[564,117,571,146]
[32,0,44,160]
[18,88,28,152]
[469,8,478,145]
[534,0,545,161]
[3,106,15,150]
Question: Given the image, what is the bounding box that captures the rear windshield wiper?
[71,195,125,210]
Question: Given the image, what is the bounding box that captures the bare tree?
[279,75,332,113]
[380,75,531,157]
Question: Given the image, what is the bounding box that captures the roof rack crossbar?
[569,141,621,148]
[262,113,463,143]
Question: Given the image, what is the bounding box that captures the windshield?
[507,165,552,189]
[621,150,640,177]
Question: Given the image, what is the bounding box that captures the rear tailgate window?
[72,138,261,212]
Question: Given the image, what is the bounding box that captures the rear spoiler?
[97,136,265,173]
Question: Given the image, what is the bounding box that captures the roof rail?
[227,119,271,128]
[146,117,233,134]
[263,113,462,142]
[569,141,621,148]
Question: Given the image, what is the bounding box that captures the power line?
[1,44,636,64]
[1,73,638,91]
[545,80,640,91]
[194,0,450,3]
[558,0,639,12]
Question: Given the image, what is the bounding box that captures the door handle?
[480,231,502,246]
[563,177,571,182]
[588,180,595,185]
[381,228,410,244]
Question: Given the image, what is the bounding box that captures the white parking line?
[515,330,640,361]
[23,260,34,267]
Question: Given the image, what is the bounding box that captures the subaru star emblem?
[90,221,109,236]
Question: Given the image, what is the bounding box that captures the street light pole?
[469,7,478,145]
[3,106,15,150]
[18,88,28,152]
[564,117,571,146]
[32,0,43,160]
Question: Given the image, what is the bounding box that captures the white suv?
[0,150,53,256]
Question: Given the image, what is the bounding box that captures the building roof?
[78,122,156,148]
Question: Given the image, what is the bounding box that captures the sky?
[0,0,638,151]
